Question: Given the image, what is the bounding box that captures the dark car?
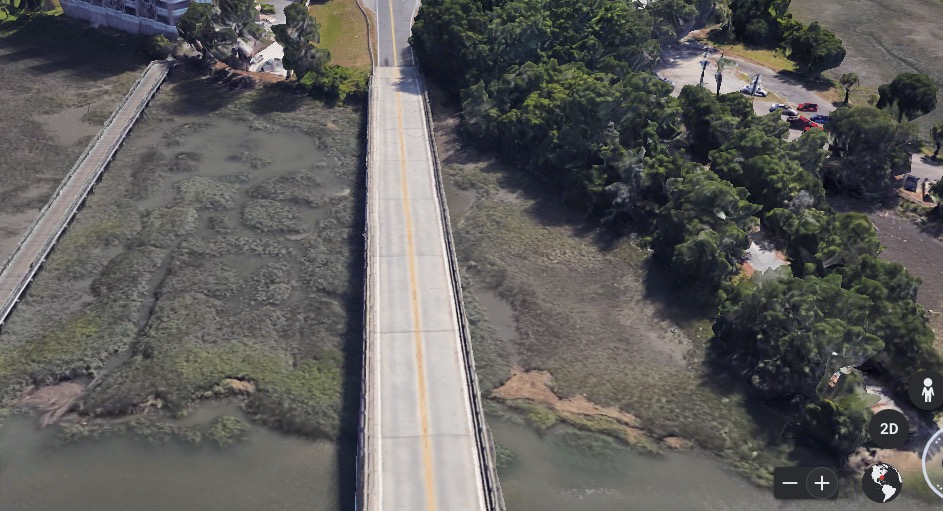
[797,103,818,112]
[810,114,831,123]
[903,175,919,192]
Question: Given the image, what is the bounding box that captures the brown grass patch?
[492,365,649,445]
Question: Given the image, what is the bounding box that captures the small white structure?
[249,40,285,76]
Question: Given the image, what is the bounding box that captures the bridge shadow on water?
[333,98,369,511]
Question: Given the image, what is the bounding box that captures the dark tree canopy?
[714,274,883,399]
[177,3,219,59]
[876,73,940,122]
[785,21,845,77]
[274,3,330,80]
[679,85,737,158]
[647,0,698,41]
[710,127,826,212]
[824,106,917,195]
[651,169,760,305]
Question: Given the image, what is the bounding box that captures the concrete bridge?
[0,60,172,331]
[357,0,505,509]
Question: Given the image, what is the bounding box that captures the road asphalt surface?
[362,0,492,509]
[372,0,417,67]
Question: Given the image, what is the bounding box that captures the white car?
[769,103,799,116]
[740,85,768,97]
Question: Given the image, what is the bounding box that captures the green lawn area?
[710,42,797,73]
[309,0,370,70]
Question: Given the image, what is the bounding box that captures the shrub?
[145,34,173,60]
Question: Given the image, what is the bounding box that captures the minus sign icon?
[782,482,798,485]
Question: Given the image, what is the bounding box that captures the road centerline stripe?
[394,69,437,511]
[387,0,398,67]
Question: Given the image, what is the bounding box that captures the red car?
[790,115,812,128]
[797,103,818,112]
[802,124,823,132]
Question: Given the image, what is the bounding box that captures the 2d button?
[867,409,909,449]
[805,467,838,499]
[908,370,943,411]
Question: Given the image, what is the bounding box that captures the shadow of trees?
[0,14,150,80]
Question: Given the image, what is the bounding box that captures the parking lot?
[657,40,836,141]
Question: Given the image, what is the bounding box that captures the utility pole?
[698,59,710,88]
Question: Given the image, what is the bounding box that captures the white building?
[60,0,210,39]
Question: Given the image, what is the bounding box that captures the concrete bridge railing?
[416,73,506,511]
[0,60,172,329]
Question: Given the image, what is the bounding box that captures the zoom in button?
[774,466,838,499]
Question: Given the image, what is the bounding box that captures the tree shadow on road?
[919,155,943,167]
[773,70,836,93]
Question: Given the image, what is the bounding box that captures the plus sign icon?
[806,467,839,499]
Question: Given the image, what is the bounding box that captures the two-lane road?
[372,0,417,67]
[361,0,499,510]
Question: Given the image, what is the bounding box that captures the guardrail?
[356,72,375,511]
[0,60,171,329]
[415,67,506,511]
[352,0,376,68]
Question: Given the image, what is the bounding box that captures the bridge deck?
[363,66,491,511]
[0,61,170,328]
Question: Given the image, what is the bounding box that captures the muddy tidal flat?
[0,68,364,445]
[0,20,146,261]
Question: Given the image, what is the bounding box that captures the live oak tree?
[273,3,330,80]
[413,0,941,458]
[679,85,737,158]
[802,393,872,457]
[824,106,917,195]
[877,73,940,122]
[713,273,883,399]
[178,3,220,59]
[647,0,698,41]
[710,127,826,212]
[786,22,845,78]
[651,170,760,305]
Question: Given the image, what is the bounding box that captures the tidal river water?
[0,414,339,511]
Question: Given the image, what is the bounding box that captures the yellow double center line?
[388,0,438,509]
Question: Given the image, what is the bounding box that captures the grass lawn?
[704,39,797,74]
[309,0,371,70]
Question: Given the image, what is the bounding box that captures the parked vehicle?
[810,114,831,123]
[740,85,768,97]
[769,103,789,111]
[797,103,818,112]
[790,115,821,131]
[903,174,919,192]
[769,103,798,116]
[802,124,823,132]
